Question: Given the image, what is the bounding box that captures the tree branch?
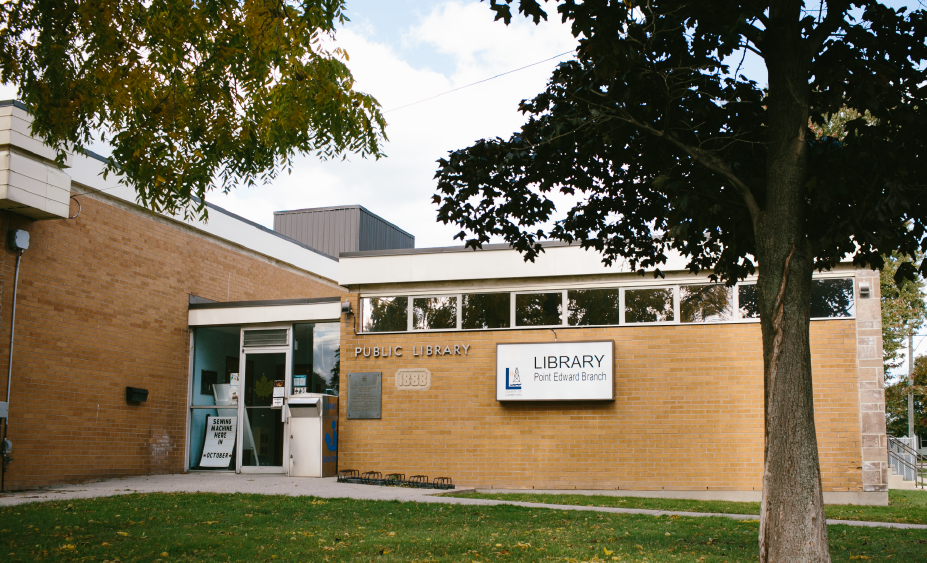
[807,0,851,52]
[615,112,762,224]
[739,21,766,54]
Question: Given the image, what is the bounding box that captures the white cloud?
[207,0,579,249]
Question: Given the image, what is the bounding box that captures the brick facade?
[339,293,870,494]
[0,192,341,490]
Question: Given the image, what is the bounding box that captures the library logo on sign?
[505,368,522,390]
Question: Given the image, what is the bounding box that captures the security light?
[7,229,28,251]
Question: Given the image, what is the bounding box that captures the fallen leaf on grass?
[116,532,129,537]
[603,548,613,556]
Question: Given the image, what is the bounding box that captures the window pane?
[192,326,241,406]
[293,323,341,395]
[515,292,562,326]
[292,323,313,394]
[625,288,674,323]
[568,289,621,326]
[313,323,341,395]
[738,285,759,319]
[462,293,511,329]
[413,296,458,330]
[811,278,855,318]
[680,285,733,323]
[361,296,408,332]
[189,408,235,470]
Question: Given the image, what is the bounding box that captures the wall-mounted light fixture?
[7,229,28,252]
[859,281,871,298]
[341,300,353,316]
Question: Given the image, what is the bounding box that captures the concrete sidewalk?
[1,473,925,531]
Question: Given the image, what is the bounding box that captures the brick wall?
[339,294,864,492]
[0,193,341,489]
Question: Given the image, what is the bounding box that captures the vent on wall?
[243,329,288,347]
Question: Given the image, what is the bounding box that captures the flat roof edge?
[0,99,29,112]
[201,198,340,262]
[188,296,341,310]
[341,241,574,258]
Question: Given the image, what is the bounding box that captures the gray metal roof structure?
[273,205,414,258]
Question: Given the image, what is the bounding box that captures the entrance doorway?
[239,351,287,472]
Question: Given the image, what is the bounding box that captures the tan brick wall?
[0,194,342,489]
[339,294,863,491]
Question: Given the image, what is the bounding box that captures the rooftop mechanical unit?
[273,205,414,259]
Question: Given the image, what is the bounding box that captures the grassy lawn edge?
[445,489,927,525]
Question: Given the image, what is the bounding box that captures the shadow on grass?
[1,492,926,562]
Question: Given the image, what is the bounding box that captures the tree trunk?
[755,1,831,561]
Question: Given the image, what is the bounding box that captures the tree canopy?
[0,0,386,217]
[435,0,927,284]
[880,252,926,373]
[886,354,927,439]
[433,1,927,561]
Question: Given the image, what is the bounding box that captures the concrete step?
[888,472,918,490]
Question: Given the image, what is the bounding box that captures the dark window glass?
[568,289,621,326]
[361,297,408,332]
[738,284,759,319]
[462,293,510,329]
[413,296,458,330]
[242,352,286,467]
[680,285,733,323]
[810,278,855,318]
[625,288,674,323]
[515,292,562,326]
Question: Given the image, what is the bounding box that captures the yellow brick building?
[336,243,887,504]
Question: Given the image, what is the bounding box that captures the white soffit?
[188,302,342,326]
[0,105,72,219]
[67,150,339,282]
[339,244,691,286]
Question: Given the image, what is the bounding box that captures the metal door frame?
[236,324,292,474]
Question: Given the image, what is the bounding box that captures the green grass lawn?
[452,489,927,525]
[1,493,926,562]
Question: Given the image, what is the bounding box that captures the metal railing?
[887,435,925,489]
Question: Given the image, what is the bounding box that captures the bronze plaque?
[347,372,382,419]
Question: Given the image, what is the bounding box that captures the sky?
[0,0,768,249]
[1,0,916,250]
[214,0,585,249]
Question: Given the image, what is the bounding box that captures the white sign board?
[199,415,238,467]
[496,341,614,401]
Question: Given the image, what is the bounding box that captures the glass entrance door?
[239,351,287,472]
